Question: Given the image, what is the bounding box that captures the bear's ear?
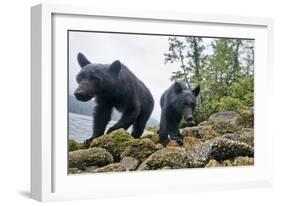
[77,53,91,68]
[174,82,183,93]
[109,60,121,76]
[192,85,200,97]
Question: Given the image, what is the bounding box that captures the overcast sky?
[68,31,210,121]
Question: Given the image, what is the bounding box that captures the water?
[69,112,153,143]
[69,113,116,143]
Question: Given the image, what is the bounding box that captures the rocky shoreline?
[68,109,254,174]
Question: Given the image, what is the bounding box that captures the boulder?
[120,138,158,162]
[198,121,212,126]
[208,137,254,161]
[92,163,126,173]
[184,138,211,168]
[68,147,114,169]
[184,136,254,167]
[155,143,164,150]
[183,136,202,150]
[181,125,218,140]
[239,109,254,128]
[209,111,240,134]
[137,147,189,170]
[205,159,223,168]
[166,140,179,147]
[222,128,254,147]
[222,156,254,166]
[120,156,139,171]
[90,129,134,160]
[68,167,82,174]
[239,128,254,147]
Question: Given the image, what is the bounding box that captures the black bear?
[74,53,154,144]
[158,81,200,146]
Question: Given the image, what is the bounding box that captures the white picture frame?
[31,3,274,202]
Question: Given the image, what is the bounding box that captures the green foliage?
[164,37,254,124]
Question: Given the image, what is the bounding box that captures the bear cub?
[158,81,200,146]
[74,53,154,144]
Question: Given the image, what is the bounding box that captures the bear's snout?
[74,90,92,102]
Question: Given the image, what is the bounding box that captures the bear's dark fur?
[74,53,154,144]
[158,82,200,145]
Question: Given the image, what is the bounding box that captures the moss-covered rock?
[222,156,254,166]
[239,109,254,128]
[121,138,158,162]
[198,121,212,127]
[68,139,88,151]
[209,111,240,134]
[238,128,254,147]
[166,140,179,147]
[222,129,254,147]
[141,132,171,146]
[69,147,114,169]
[181,125,218,140]
[205,156,254,168]
[155,143,164,150]
[92,163,126,173]
[205,159,223,168]
[183,136,202,150]
[137,147,189,170]
[89,129,134,160]
[68,167,82,174]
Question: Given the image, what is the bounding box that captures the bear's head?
[172,81,200,124]
[74,53,121,102]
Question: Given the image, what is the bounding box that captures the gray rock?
[222,129,254,147]
[120,156,139,171]
[209,111,240,134]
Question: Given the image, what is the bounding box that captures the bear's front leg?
[158,112,168,141]
[107,108,139,134]
[83,103,113,145]
[168,131,183,146]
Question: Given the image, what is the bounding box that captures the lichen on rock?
[181,125,218,140]
[222,156,254,166]
[137,147,189,170]
[205,159,222,168]
[208,137,254,161]
[92,163,126,173]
